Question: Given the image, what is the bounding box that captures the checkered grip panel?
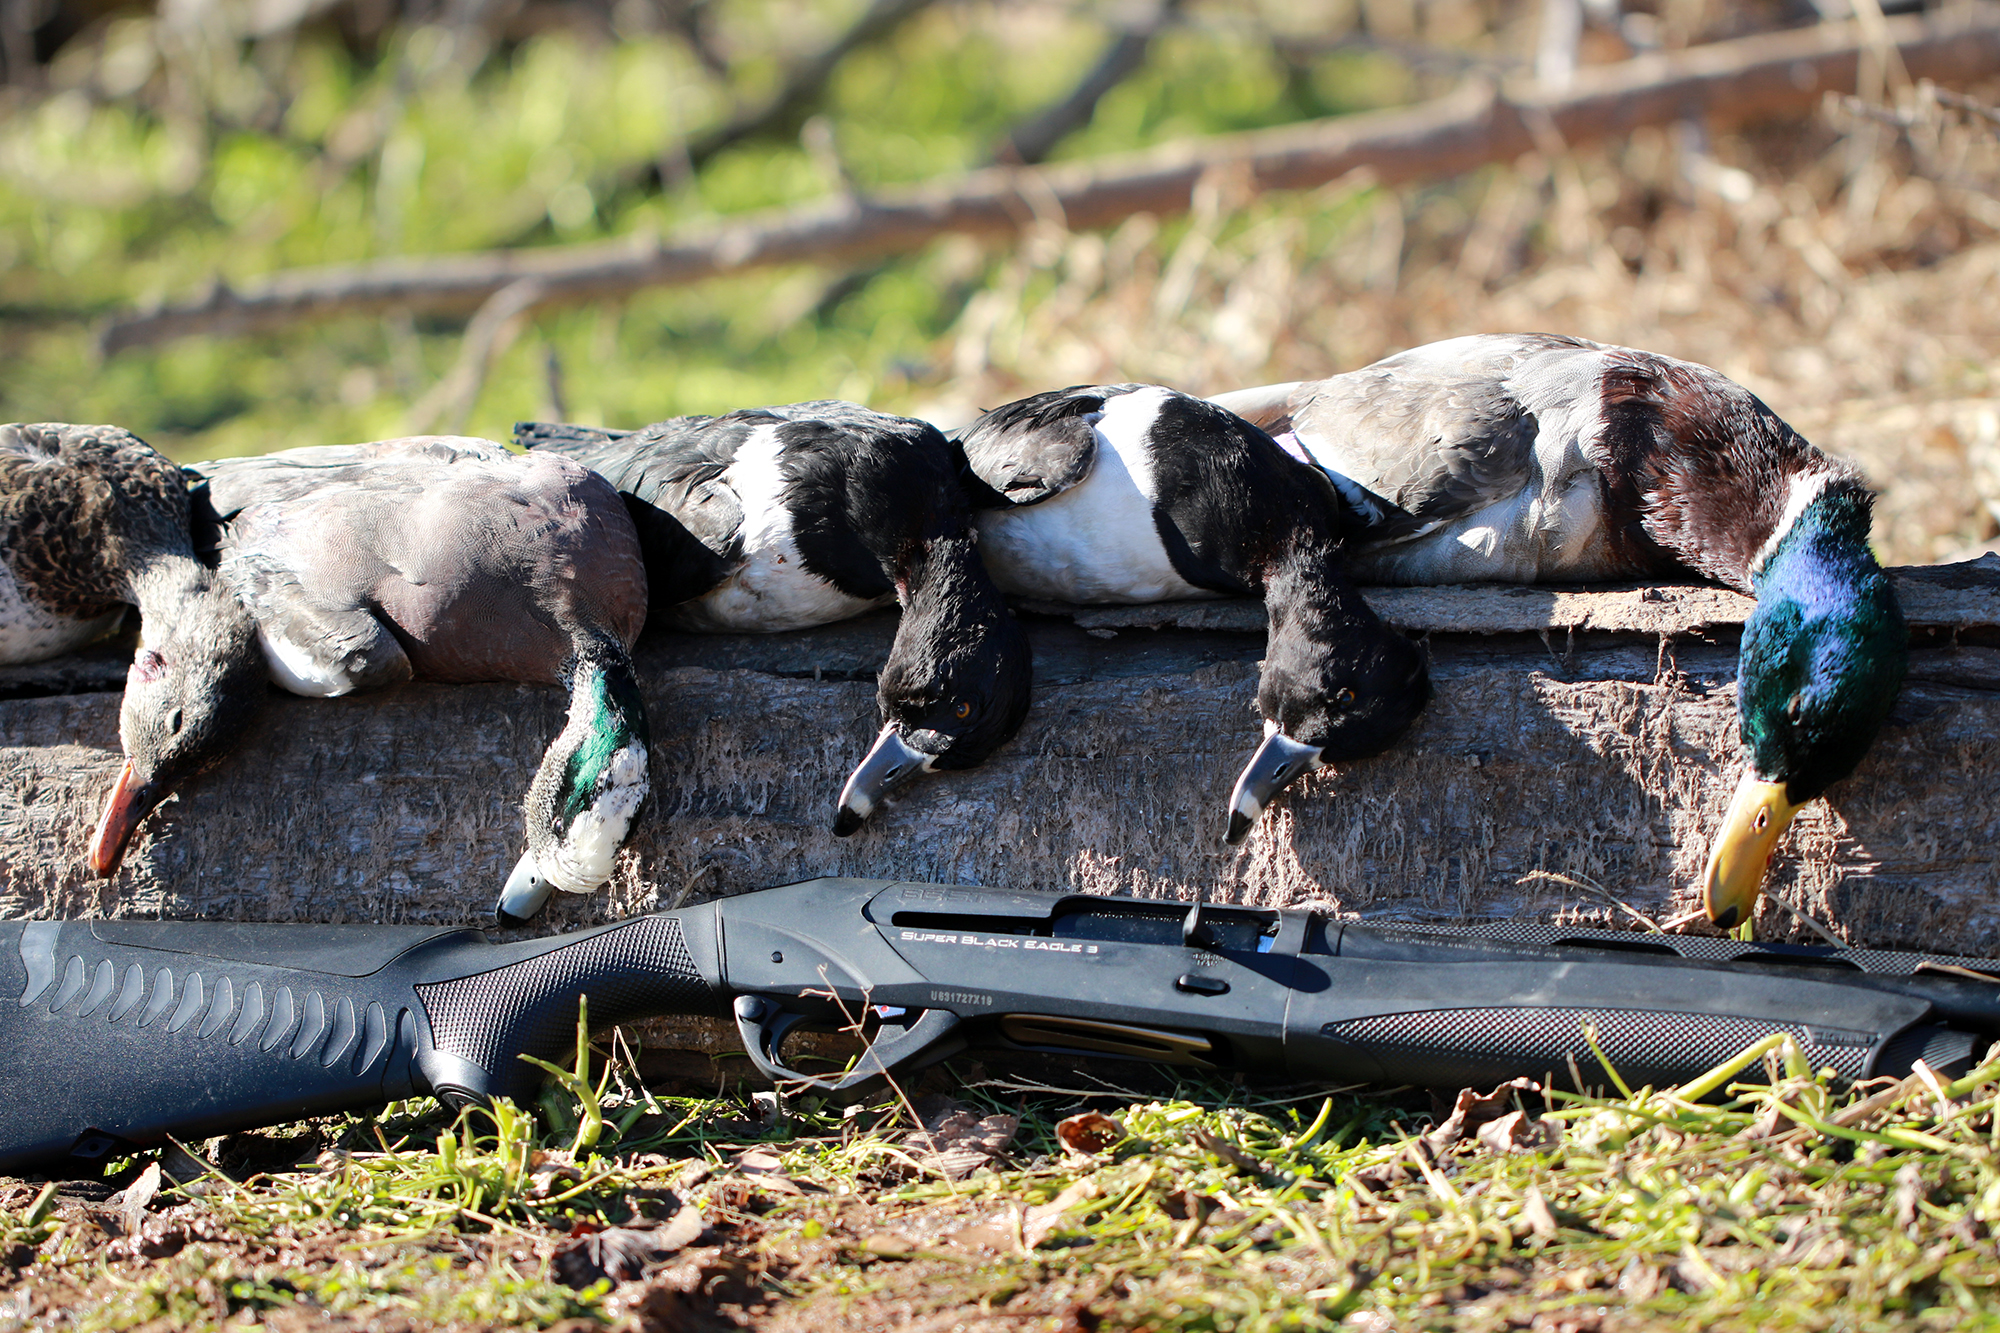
[1322,1006,1874,1091]
[417,917,717,1099]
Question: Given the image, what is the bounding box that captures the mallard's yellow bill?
[1700,772,1805,930]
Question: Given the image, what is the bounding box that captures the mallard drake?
[184,436,652,926]
[517,401,1032,833]
[954,384,1431,841]
[0,422,269,878]
[1211,333,1908,928]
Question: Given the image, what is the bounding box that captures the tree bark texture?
[3,563,1997,956]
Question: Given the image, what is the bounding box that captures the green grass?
[8,1033,2000,1331]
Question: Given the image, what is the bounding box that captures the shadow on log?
[3,561,1998,959]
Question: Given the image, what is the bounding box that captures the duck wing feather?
[518,418,741,606]
[1283,338,1569,546]
[952,387,1113,509]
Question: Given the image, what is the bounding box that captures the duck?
[182,436,652,926]
[0,423,270,880]
[516,401,1032,834]
[1210,333,1908,930]
[952,384,1431,841]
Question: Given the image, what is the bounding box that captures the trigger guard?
[732,996,964,1097]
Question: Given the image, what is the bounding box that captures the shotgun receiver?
[5,877,1998,1173]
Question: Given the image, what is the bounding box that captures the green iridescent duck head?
[1702,481,1906,930]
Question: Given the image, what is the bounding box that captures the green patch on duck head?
[1739,486,1906,803]
[553,654,650,834]
[510,648,651,909]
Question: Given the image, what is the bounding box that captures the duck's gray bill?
[496,850,554,927]
[834,724,937,836]
[1225,731,1325,845]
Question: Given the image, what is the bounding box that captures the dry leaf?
[114,1162,162,1237]
[1426,1079,1540,1153]
[1616,1259,1663,1301]
[1023,1178,1101,1248]
[1350,1136,1440,1192]
[1892,1161,1929,1234]
[158,1142,218,1192]
[946,1218,1018,1251]
[1162,1187,1215,1222]
[908,1108,1020,1180]
[1734,1101,1789,1143]
[527,1162,584,1198]
[728,1148,818,1195]
[653,1203,709,1252]
[1671,1246,1724,1294]
[1054,1111,1121,1157]
[1519,1186,1560,1239]
[1191,1128,1265,1175]
[1474,1109,1561,1156]
[550,1207,710,1288]
[861,1232,917,1258]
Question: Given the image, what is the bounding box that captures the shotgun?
[5,877,1997,1173]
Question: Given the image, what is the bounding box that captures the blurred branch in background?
[813,0,1189,325]
[1836,81,2000,224]
[638,0,932,188]
[989,0,1183,168]
[91,7,2000,356]
[0,0,47,86]
[402,272,546,433]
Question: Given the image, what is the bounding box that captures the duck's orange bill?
[1700,772,1805,931]
[88,759,156,878]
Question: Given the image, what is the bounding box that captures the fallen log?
[96,8,2000,353]
[3,562,1997,962]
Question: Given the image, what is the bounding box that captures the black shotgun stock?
[5,877,1998,1173]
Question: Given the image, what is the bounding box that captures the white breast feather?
[975,388,1214,605]
[256,627,359,697]
[669,423,888,632]
[0,563,123,664]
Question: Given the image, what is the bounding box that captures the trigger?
[731,996,964,1097]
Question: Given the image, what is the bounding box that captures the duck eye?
[167,708,184,735]
[1785,692,1805,721]
[954,701,973,720]
[1334,688,1356,708]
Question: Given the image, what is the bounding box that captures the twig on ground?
[1759,889,1849,948]
[1517,869,1667,932]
